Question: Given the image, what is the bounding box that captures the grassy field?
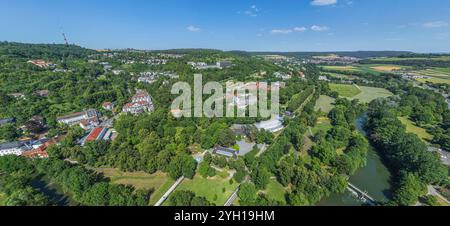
[261,179,287,204]
[171,172,239,206]
[398,117,433,142]
[150,178,176,205]
[431,67,450,74]
[349,86,393,103]
[412,68,450,85]
[329,83,362,97]
[94,168,174,205]
[311,117,332,135]
[323,72,355,80]
[314,95,336,114]
[322,66,358,71]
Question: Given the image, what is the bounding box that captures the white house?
[0,141,31,156]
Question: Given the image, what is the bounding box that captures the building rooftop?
[0,141,24,150]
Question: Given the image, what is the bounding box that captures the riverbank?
[318,115,393,206]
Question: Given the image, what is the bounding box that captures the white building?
[57,109,100,128]
[123,90,154,115]
[0,141,31,156]
[255,116,284,133]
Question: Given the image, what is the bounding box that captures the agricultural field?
[398,117,433,142]
[321,65,358,71]
[411,68,450,85]
[94,168,174,205]
[329,83,362,97]
[314,95,336,114]
[322,64,411,75]
[370,56,450,62]
[170,172,239,206]
[370,65,403,72]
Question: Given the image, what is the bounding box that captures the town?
[0,0,449,212]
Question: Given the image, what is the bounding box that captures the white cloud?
[311,0,338,6]
[271,29,293,34]
[294,27,307,32]
[311,25,329,31]
[423,21,448,28]
[186,25,201,32]
[241,5,260,17]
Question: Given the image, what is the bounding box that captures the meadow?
[261,179,288,204]
[314,95,336,114]
[329,83,362,97]
[94,168,174,205]
[170,172,239,206]
[349,86,393,103]
[398,117,433,142]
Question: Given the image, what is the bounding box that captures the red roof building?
[86,127,104,142]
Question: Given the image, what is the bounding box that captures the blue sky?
[1,0,450,52]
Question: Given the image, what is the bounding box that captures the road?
[224,188,239,206]
[428,185,450,205]
[154,176,184,206]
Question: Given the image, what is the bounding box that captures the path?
[428,185,450,205]
[154,176,184,206]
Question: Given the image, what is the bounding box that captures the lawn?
[349,86,393,103]
[261,179,287,204]
[329,83,362,98]
[150,178,176,205]
[94,168,174,205]
[171,172,239,206]
[314,95,336,114]
[398,117,433,142]
[311,117,332,135]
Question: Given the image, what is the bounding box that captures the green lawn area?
[314,95,335,114]
[311,117,332,135]
[398,117,433,142]
[329,83,362,98]
[171,172,239,206]
[150,177,176,205]
[94,168,173,205]
[349,86,393,103]
[261,179,287,204]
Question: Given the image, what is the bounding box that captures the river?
[318,115,392,206]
